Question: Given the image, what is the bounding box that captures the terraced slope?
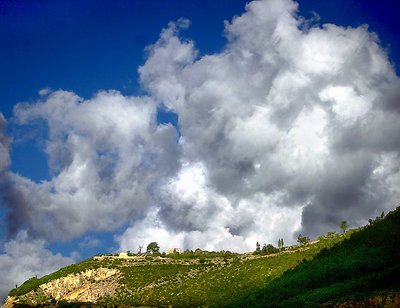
[5,234,348,307]
[235,207,400,307]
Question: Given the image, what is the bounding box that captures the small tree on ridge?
[340,221,348,233]
[297,234,309,245]
[146,242,160,254]
[255,241,261,254]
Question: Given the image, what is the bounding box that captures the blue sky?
[1,0,243,181]
[1,0,399,182]
[0,0,399,300]
[2,0,399,114]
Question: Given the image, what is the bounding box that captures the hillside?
[235,207,400,307]
[4,207,400,307]
[4,234,348,307]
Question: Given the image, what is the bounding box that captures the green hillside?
[7,207,400,307]
[235,207,400,307]
[8,234,348,307]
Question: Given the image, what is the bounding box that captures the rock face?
[1,297,15,308]
[4,267,121,307]
[39,267,120,302]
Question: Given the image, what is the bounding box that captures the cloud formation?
[0,231,74,302]
[1,0,400,299]
[2,90,180,240]
[139,0,400,240]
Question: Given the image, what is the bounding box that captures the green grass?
[95,235,347,307]
[8,234,350,306]
[153,239,346,307]
[235,207,400,307]
[13,211,391,307]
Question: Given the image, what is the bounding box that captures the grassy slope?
[8,259,103,297]
[9,235,348,307]
[134,241,346,307]
[235,207,400,307]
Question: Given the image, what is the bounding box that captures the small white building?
[165,248,181,255]
[118,252,128,258]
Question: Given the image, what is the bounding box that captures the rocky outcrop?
[4,267,121,307]
[1,297,15,308]
[39,267,119,301]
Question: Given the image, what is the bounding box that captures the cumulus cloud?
[138,0,400,240]
[2,90,180,240]
[0,231,74,302]
[0,0,399,273]
[38,87,51,96]
[118,162,304,253]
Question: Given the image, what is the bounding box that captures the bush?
[261,244,279,255]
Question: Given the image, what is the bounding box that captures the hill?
[3,207,400,307]
[4,234,348,307]
[235,207,400,307]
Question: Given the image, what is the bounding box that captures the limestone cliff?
[3,267,121,307]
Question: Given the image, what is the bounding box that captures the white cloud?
[1,0,399,281]
[138,0,400,240]
[319,86,370,123]
[118,162,303,253]
[117,209,185,254]
[0,231,74,302]
[38,87,51,96]
[117,210,254,254]
[4,90,180,240]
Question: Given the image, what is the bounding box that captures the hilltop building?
[118,252,128,258]
[165,248,181,255]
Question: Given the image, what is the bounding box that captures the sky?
[1,0,400,300]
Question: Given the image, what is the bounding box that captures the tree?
[297,234,309,245]
[340,221,348,233]
[326,231,336,238]
[255,241,261,254]
[146,242,160,254]
[265,244,279,254]
[261,243,267,254]
[278,238,284,250]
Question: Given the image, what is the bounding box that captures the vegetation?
[340,220,348,233]
[166,249,238,260]
[9,233,349,306]
[101,236,348,307]
[277,238,284,250]
[9,258,102,297]
[261,244,279,255]
[146,241,160,254]
[9,207,400,307]
[325,231,336,238]
[235,207,400,307]
[255,242,280,256]
[297,234,310,245]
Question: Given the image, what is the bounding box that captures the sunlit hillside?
[6,207,400,307]
[7,234,348,307]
